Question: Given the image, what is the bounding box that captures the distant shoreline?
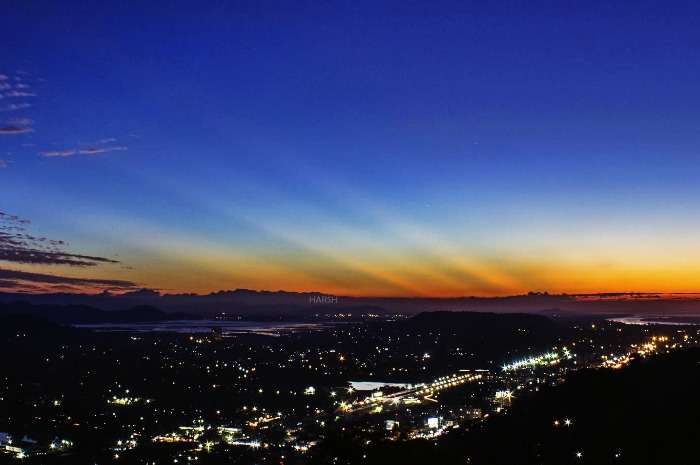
[608,315,700,326]
[72,319,336,335]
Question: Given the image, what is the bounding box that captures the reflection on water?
[73,320,326,336]
[608,315,700,326]
[348,381,414,391]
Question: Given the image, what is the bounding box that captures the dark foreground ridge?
[311,348,700,465]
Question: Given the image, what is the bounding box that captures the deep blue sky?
[2,1,700,295]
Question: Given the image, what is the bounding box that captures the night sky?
[2,1,700,296]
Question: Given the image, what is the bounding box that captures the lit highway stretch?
[338,372,484,414]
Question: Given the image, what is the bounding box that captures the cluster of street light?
[501,348,572,372]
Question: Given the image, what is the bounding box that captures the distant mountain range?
[0,301,181,324]
[2,288,700,316]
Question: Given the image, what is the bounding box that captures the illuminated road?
[338,372,485,414]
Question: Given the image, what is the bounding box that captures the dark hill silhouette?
[399,311,571,357]
[0,313,77,338]
[406,310,560,331]
[0,301,182,324]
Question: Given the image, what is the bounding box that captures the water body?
[608,315,700,326]
[74,320,327,336]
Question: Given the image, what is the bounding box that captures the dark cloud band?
[1,211,120,267]
[0,268,136,288]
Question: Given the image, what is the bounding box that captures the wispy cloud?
[0,72,36,147]
[79,145,128,155]
[0,159,8,169]
[0,125,33,134]
[0,103,32,112]
[40,149,77,158]
[10,117,32,126]
[0,212,30,225]
[0,117,34,135]
[4,90,36,98]
[0,248,119,266]
[0,211,120,267]
[0,278,24,288]
[2,74,37,98]
[40,138,127,158]
[0,72,36,114]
